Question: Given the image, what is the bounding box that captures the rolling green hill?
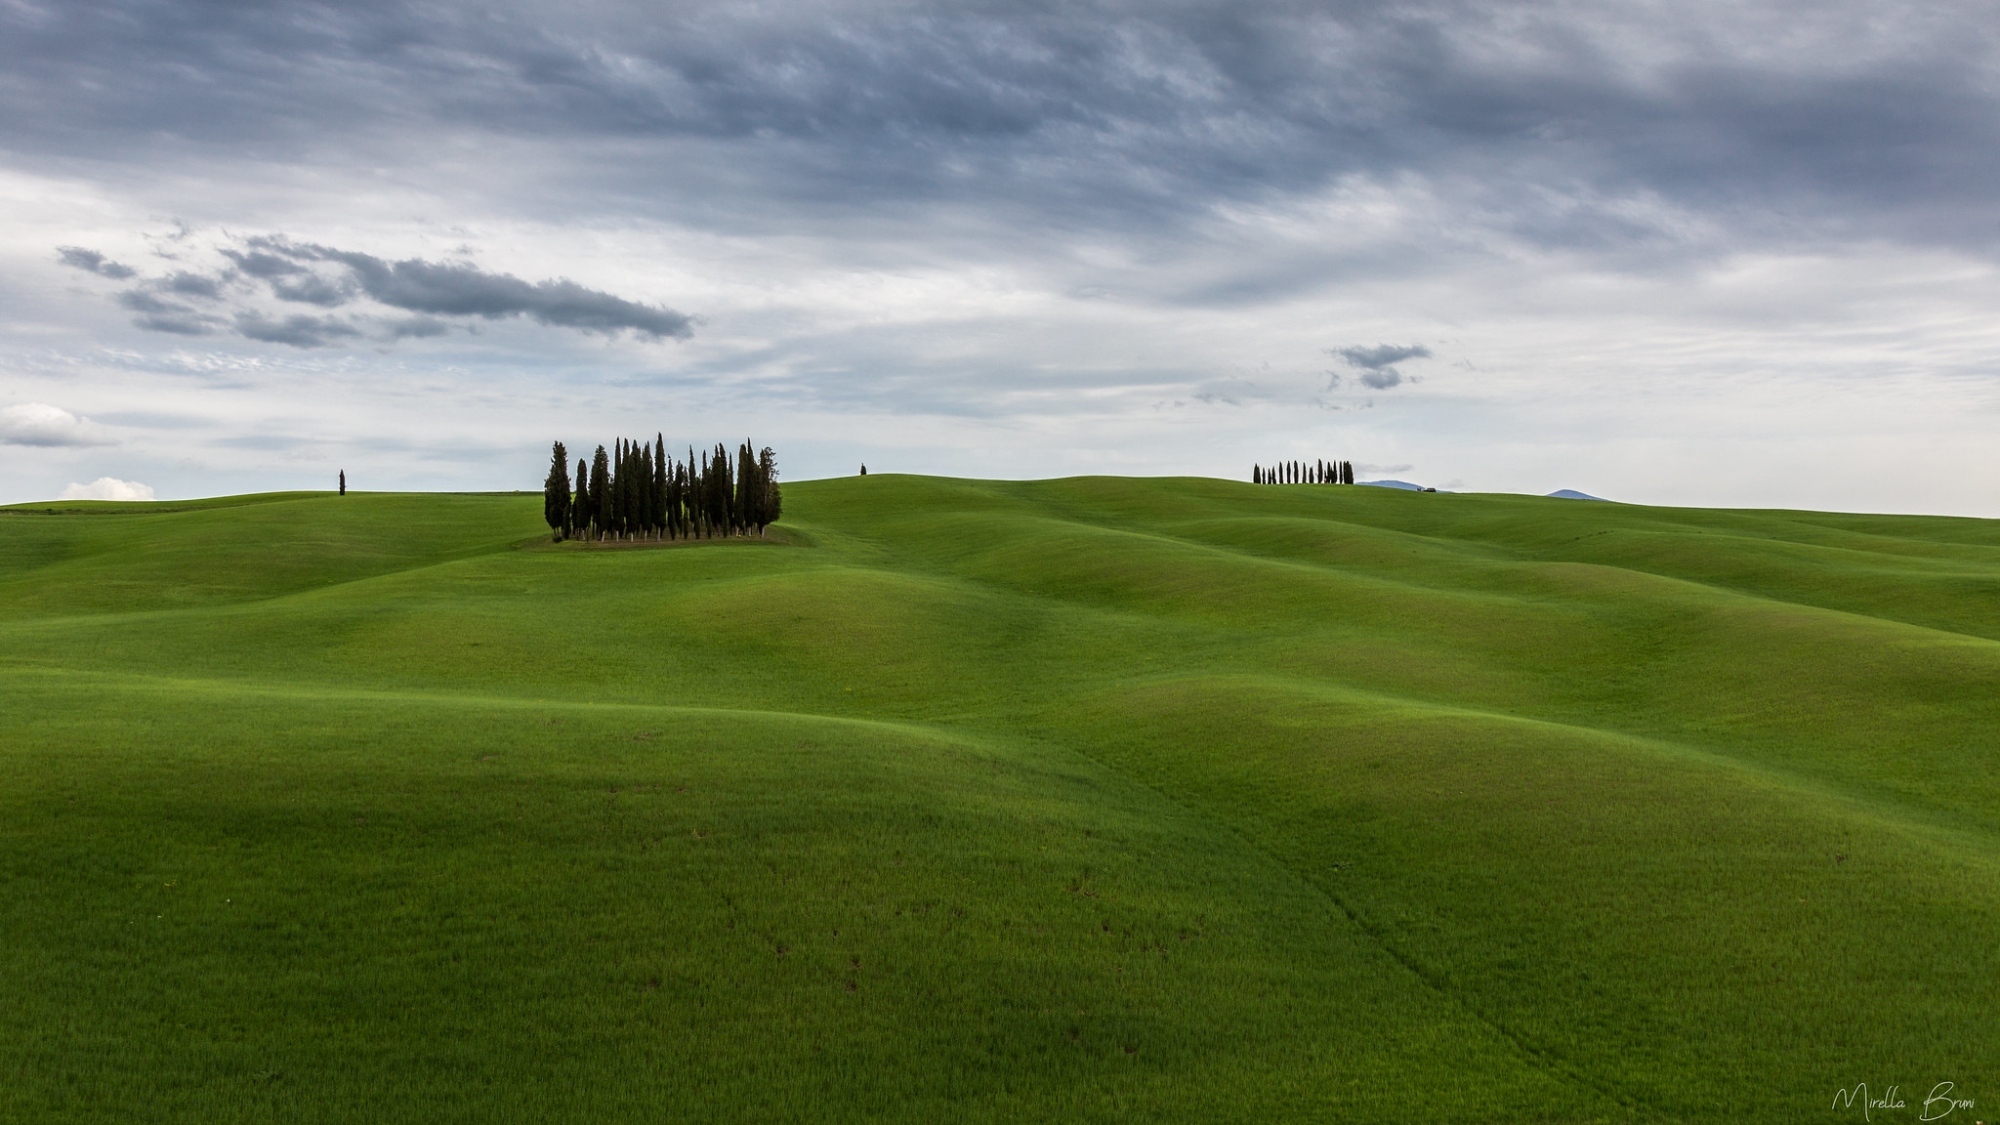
[3,477,1996,1123]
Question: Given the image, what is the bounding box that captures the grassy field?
[2,477,1996,1122]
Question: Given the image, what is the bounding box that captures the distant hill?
[1547,488,1609,501]
[1357,478,1426,490]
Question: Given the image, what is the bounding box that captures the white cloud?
[0,402,113,447]
[59,476,154,501]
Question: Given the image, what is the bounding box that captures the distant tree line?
[542,437,780,542]
[1253,459,1353,485]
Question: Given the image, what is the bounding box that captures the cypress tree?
[670,457,685,540]
[633,440,645,537]
[712,443,730,535]
[654,434,668,539]
[608,440,621,539]
[543,440,571,540]
[688,446,703,537]
[735,441,756,535]
[589,445,610,541]
[757,446,781,535]
[620,439,632,538]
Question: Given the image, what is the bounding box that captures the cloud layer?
[10,1,2000,255]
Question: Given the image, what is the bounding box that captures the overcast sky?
[4,0,1998,512]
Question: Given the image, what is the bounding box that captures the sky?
[4,0,1998,513]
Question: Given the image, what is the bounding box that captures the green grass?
[2,477,1996,1122]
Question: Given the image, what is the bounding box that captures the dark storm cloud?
[5,1,1999,255]
[57,247,136,279]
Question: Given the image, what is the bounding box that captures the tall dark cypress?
[618,439,633,538]
[757,446,781,535]
[713,443,731,535]
[693,446,706,537]
[637,440,653,538]
[589,445,610,541]
[735,441,755,535]
[653,434,668,539]
[543,440,571,540]
[669,457,685,540]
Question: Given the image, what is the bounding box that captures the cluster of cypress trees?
[1253,459,1353,485]
[542,437,780,542]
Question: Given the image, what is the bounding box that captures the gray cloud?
[73,233,692,345]
[162,270,226,299]
[1338,344,1431,370]
[234,312,361,348]
[57,246,136,279]
[270,273,354,307]
[1336,343,1431,389]
[114,289,219,335]
[257,240,694,339]
[221,249,305,279]
[383,316,451,340]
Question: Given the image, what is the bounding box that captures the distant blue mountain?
[1547,489,1609,501]
[1358,479,1425,491]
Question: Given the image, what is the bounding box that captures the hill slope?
[3,478,1997,1123]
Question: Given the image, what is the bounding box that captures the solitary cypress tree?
[544,441,571,540]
